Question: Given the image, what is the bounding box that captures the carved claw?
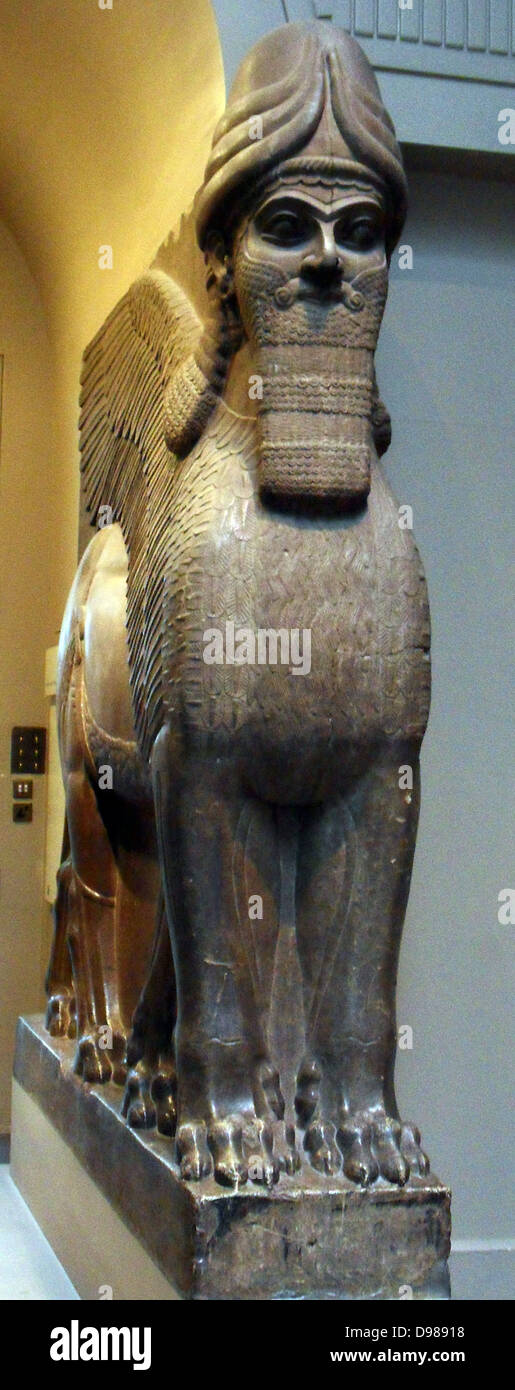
[122,1062,157,1129]
[337,1121,379,1186]
[254,1059,285,1121]
[207,1117,249,1187]
[176,1122,212,1182]
[371,1119,409,1185]
[242,1117,280,1187]
[295,1057,322,1128]
[152,1066,177,1137]
[272,1121,301,1176]
[400,1122,430,1177]
[304,1121,341,1175]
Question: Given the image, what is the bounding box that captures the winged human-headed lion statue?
[45,21,431,1189]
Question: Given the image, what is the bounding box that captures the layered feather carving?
[79,271,200,760]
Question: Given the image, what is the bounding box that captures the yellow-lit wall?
[0,217,55,1127]
[0,0,225,1129]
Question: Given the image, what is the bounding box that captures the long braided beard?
[234,244,389,508]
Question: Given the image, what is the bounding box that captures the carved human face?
[229,175,390,509]
[240,181,386,305]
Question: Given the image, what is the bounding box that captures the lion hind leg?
[59,658,127,1084]
[64,766,128,1085]
[45,818,77,1039]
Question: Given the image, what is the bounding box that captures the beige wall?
[0,0,224,1130]
[0,0,224,626]
[0,216,55,1128]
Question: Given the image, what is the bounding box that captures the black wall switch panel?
[11,727,46,775]
[13,803,33,823]
[12,779,33,800]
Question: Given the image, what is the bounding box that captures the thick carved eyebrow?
[255,194,315,219]
[335,201,386,224]
[255,191,384,223]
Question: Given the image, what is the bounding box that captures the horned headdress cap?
[195,21,408,256]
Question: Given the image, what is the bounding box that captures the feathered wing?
[79,270,201,761]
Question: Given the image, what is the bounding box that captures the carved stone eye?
[257,210,310,246]
[335,216,382,251]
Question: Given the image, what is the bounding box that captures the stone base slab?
[12,1016,451,1300]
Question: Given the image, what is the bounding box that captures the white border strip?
[452,1239,515,1253]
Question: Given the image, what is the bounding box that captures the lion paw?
[46,989,76,1039]
[122,1058,176,1136]
[74,1026,127,1086]
[338,1112,411,1186]
[206,1115,278,1188]
[176,1113,284,1188]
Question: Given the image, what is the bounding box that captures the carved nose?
[301,248,342,286]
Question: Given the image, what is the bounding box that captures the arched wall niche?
[0,0,225,1130]
[0,0,224,617]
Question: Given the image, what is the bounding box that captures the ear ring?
[219,263,234,300]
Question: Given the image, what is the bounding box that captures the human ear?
[204,231,234,298]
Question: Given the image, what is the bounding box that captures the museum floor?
[0,1168,77,1300]
[0,1161,512,1301]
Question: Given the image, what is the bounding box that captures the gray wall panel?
[374,170,514,1243]
[212,2,515,151]
[212,0,287,82]
[286,0,515,82]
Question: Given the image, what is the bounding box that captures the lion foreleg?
[151,727,292,1186]
[295,750,430,1184]
[122,890,177,1135]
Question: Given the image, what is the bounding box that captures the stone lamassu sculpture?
[46,22,432,1192]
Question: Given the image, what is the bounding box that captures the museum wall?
[0,216,55,1133]
[0,0,224,1132]
[377,169,513,1246]
[0,0,224,633]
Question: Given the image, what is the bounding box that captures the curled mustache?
[273,259,386,311]
[274,279,363,310]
